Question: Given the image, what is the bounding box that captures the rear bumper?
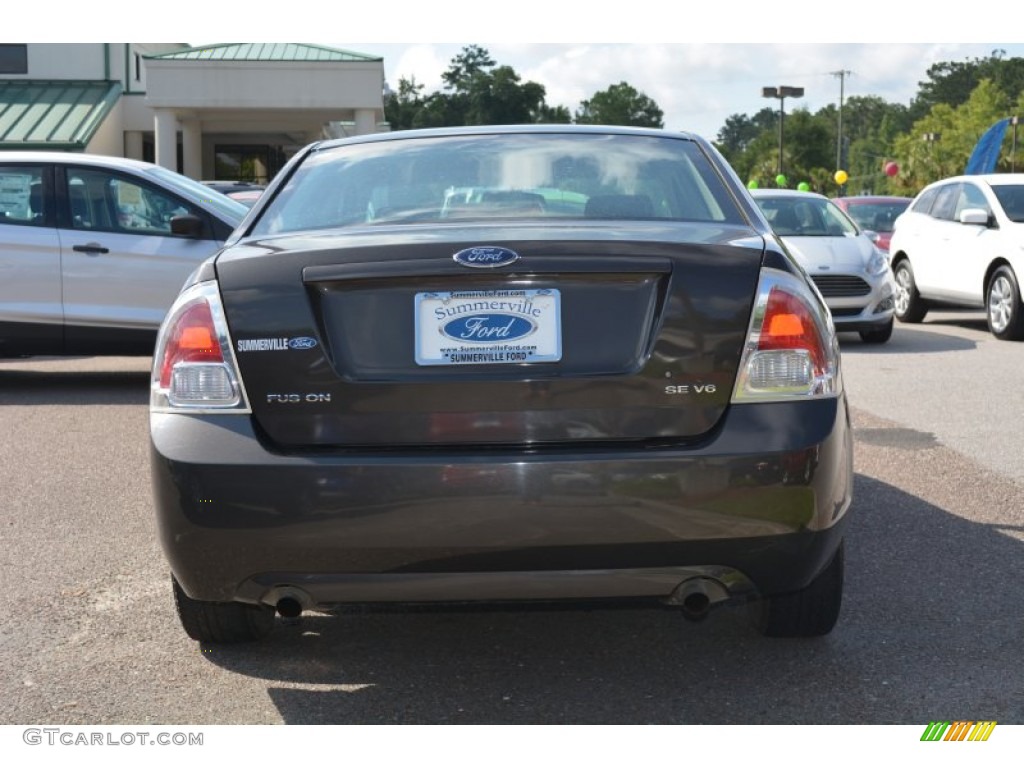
[151,396,853,607]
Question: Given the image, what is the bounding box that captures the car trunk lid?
[216,222,765,449]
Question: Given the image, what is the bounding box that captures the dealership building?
[0,43,388,182]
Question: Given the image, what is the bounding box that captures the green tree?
[385,45,570,129]
[462,65,549,125]
[536,104,572,124]
[384,77,428,131]
[441,44,496,92]
[912,50,1024,119]
[715,108,776,160]
[574,82,664,128]
[836,98,912,194]
[890,79,1012,194]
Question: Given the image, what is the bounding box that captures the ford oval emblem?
[453,246,520,269]
[288,336,318,350]
[442,314,536,342]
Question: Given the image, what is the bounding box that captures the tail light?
[732,268,840,402]
[151,281,250,413]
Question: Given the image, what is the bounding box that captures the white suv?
[0,153,247,357]
[888,174,1024,340]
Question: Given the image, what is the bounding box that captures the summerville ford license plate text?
[415,289,562,366]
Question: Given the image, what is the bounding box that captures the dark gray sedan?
[149,126,852,643]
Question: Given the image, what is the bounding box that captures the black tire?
[859,318,893,344]
[172,576,274,643]
[757,542,844,638]
[892,259,928,323]
[986,266,1024,341]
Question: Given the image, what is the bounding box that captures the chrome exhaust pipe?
[668,578,727,622]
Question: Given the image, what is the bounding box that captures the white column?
[124,131,144,161]
[354,108,376,135]
[181,118,202,180]
[153,109,178,172]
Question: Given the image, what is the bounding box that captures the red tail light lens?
[757,286,828,375]
[158,301,224,389]
[151,281,249,412]
[733,269,838,402]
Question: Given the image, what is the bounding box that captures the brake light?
[151,281,250,412]
[158,302,223,389]
[732,269,838,402]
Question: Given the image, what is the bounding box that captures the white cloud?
[373,42,1024,139]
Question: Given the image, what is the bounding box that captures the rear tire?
[172,576,274,643]
[986,266,1024,340]
[893,259,927,323]
[858,318,893,344]
[757,542,844,638]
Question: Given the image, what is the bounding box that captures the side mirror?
[170,214,205,238]
[862,229,880,243]
[959,208,990,226]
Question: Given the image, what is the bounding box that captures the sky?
[26,3,1024,144]
[350,42,1024,140]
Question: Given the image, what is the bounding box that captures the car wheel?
[756,541,844,638]
[986,266,1024,341]
[172,576,274,643]
[858,318,893,344]
[892,260,927,323]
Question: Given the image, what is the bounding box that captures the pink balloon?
[884,161,899,177]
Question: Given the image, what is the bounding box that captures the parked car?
[224,189,263,208]
[201,180,265,195]
[201,181,265,208]
[0,153,247,356]
[151,125,853,643]
[888,174,1024,339]
[832,195,912,252]
[751,189,897,343]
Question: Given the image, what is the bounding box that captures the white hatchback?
[888,174,1024,340]
[751,189,896,344]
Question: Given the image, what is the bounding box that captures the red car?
[832,196,912,252]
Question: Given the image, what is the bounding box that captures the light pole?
[762,85,804,178]
[922,132,941,180]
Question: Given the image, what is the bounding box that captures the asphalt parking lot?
[1,311,1022,724]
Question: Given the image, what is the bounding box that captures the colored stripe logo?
[920,721,997,741]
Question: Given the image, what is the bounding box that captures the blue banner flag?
[965,118,1010,174]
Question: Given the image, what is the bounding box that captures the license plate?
[415,289,562,366]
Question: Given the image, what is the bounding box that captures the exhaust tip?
[681,591,711,622]
[276,597,303,619]
[667,577,728,621]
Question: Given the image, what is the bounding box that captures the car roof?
[0,151,161,172]
[921,173,1024,190]
[833,195,912,204]
[749,189,829,201]
[315,124,702,152]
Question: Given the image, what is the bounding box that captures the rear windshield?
[250,133,744,236]
[841,200,910,233]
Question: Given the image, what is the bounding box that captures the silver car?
[0,152,247,356]
[751,189,896,344]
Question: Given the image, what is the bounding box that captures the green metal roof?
[149,43,382,63]
[0,80,122,150]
